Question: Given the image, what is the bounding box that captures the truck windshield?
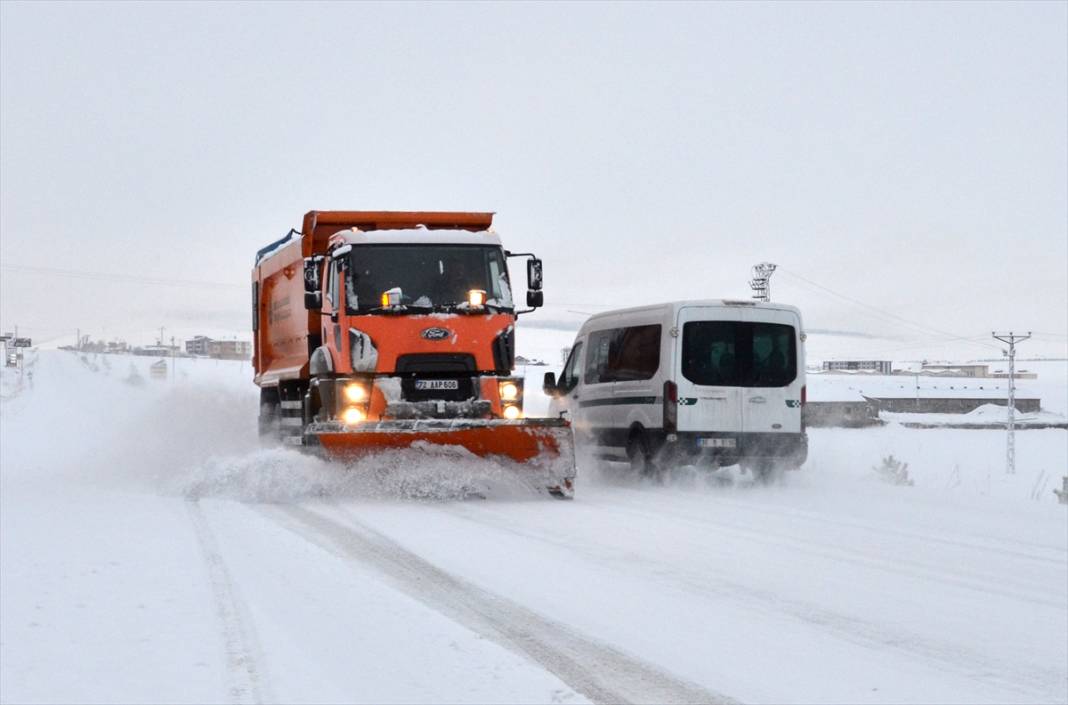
[682,321,797,387]
[346,245,513,313]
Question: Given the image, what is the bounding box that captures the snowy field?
[1,347,1066,704]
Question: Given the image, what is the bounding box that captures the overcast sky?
[2,1,1065,359]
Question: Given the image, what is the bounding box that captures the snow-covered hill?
[1,348,1065,704]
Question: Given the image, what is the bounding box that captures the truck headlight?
[341,407,366,425]
[502,404,522,420]
[343,381,369,403]
[499,381,520,401]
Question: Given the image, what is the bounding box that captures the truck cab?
[304,226,536,427]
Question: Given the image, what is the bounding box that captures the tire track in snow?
[600,495,1064,608]
[441,502,1067,703]
[263,503,736,705]
[187,500,270,705]
[624,486,1067,565]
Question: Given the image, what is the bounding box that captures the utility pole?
[992,331,1031,475]
[749,262,777,302]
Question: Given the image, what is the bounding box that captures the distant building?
[866,394,1040,414]
[812,373,1041,415]
[133,345,174,357]
[989,369,1039,380]
[185,336,213,356]
[822,360,893,375]
[803,387,881,427]
[185,336,250,360]
[210,340,251,360]
[920,363,989,378]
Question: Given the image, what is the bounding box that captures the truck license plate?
[699,438,736,448]
[415,379,459,391]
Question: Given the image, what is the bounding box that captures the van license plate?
[415,379,459,390]
[699,438,736,448]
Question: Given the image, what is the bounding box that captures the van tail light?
[663,380,678,434]
[801,385,807,407]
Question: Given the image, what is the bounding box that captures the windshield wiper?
[438,301,506,314]
[360,303,436,314]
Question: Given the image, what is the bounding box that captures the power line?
[822,333,997,359]
[778,268,1001,351]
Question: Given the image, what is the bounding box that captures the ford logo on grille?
[421,327,451,341]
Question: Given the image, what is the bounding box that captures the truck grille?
[395,354,477,402]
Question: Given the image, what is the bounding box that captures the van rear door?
[675,305,745,436]
[738,307,803,434]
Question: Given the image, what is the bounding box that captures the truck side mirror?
[304,256,323,311]
[526,290,543,308]
[542,371,558,396]
[527,258,543,290]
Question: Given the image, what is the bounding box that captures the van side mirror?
[527,290,544,308]
[527,258,543,290]
[542,371,558,396]
[304,256,323,310]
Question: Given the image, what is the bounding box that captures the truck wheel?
[258,388,281,438]
[258,403,278,437]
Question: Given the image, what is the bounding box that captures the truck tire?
[277,383,307,447]
[258,388,280,438]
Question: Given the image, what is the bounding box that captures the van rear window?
[682,322,796,387]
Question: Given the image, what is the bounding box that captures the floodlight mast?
[749,262,777,302]
[991,331,1031,475]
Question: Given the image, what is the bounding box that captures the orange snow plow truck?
[252,210,575,497]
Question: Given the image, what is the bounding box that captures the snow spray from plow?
[173,446,568,504]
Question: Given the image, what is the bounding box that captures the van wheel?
[627,433,657,479]
[751,460,784,485]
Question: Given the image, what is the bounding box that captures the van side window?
[584,330,615,384]
[559,342,584,392]
[608,325,660,381]
[584,325,661,383]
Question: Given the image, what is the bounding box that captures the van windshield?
[682,321,796,387]
[345,245,512,313]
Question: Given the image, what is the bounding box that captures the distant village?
[57,334,251,361]
[805,359,1054,428]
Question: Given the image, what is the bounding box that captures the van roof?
[582,299,801,326]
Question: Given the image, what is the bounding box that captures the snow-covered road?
[2,351,1066,704]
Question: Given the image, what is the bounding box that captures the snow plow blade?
[307,418,576,496]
